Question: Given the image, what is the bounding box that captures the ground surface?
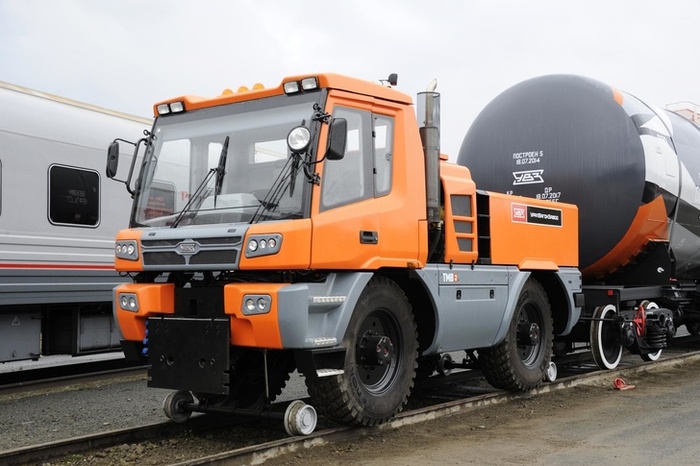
[264,357,700,466]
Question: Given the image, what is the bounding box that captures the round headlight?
[257,298,267,310]
[287,126,311,152]
[120,295,129,308]
[127,244,135,256]
[245,299,256,312]
[268,238,277,249]
[259,239,267,249]
[248,240,258,252]
[128,296,137,310]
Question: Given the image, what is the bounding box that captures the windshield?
[133,93,320,227]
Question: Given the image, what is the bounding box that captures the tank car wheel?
[163,390,194,423]
[479,279,553,391]
[686,322,700,336]
[639,302,663,362]
[590,304,623,370]
[305,276,418,426]
[283,400,317,436]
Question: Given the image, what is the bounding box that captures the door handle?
[360,230,378,244]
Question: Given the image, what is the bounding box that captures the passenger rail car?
[0,81,149,362]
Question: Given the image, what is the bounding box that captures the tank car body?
[0,81,149,362]
[458,74,700,284]
[459,75,698,368]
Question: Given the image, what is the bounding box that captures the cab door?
[310,94,424,270]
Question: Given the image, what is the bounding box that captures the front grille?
[141,235,242,270]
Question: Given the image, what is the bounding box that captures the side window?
[321,107,373,210]
[374,115,394,196]
[48,165,100,227]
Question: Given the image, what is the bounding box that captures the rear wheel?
[479,279,553,391]
[305,276,418,426]
[590,305,623,370]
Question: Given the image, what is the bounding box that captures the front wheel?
[305,276,418,426]
[479,279,553,391]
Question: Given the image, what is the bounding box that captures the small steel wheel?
[163,390,194,423]
[284,400,317,436]
[590,305,623,370]
[544,361,557,382]
[639,302,662,362]
[437,353,453,377]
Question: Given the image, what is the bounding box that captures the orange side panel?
[114,229,144,272]
[583,195,668,279]
[487,192,579,268]
[441,162,479,265]
[239,219,312,270]
[114,283,175,341]
[224,283,285,349]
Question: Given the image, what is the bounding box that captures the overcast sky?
[1,0,698,159]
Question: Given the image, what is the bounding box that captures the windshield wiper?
[170,135,229,228]
[214,136,230,202]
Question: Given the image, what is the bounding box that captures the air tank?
[458,74,700,283]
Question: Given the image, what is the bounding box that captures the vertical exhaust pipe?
[418,80,441,225]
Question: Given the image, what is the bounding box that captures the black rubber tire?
[479,279,553,391]
[305,276,418,426]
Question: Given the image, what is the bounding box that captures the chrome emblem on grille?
[177,242,197,254]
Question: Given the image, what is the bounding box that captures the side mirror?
[325,118,347,161]
[106,140,120,178]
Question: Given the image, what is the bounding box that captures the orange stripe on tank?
[611,87,625,106]
[583,195,668,280]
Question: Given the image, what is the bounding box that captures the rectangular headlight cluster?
[242,294,271,315]
[118,292,139,312]
[115,240,139,260]
[156,101,185,115]
[283,77,319,95]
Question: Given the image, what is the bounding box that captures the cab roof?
[153,73,413,116]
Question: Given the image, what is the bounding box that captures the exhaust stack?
[418,80,441,224]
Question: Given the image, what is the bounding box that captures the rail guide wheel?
[437,353,453,376]
[163,390,194,423]
[590,304,623,370]
[544,361,557,382]
[284,400,317,436]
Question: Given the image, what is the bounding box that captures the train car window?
[48,165,100,227]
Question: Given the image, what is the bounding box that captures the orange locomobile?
[106,73,684,435]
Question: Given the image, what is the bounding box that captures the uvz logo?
[512,170,544,185]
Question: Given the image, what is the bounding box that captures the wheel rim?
[355,309,401,394]
[591,305,623,369]
[640,302,663,362]
[515,302,544,367]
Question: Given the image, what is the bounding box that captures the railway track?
[3,336,700,466]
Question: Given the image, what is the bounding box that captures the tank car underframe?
[555,285,678,369]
